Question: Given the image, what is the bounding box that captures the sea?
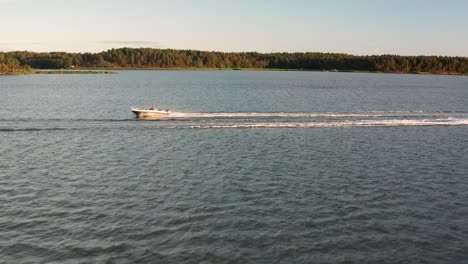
[1,71,467,263]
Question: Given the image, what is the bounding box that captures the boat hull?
[132,111,169,118]
[131,109,170,118]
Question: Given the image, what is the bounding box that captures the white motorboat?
[130,106,170,118]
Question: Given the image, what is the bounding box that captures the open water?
[1,71,468,263]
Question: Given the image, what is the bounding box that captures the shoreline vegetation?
[34,70,116,74]
[1,48,468,75]
[78,67,468,76]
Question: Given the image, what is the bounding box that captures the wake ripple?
[1,111,467,131]
[0,128,69,132]
[187,118,468,129]
[169,111,468,118]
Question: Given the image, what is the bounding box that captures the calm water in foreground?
[1,71,468,263]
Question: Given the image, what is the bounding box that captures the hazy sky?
[1,0,467,56]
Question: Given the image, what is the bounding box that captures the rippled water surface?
[1,71,468,263]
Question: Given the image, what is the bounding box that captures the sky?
[0,0,467,56]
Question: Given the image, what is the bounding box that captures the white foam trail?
[169,111,468,118]
[186,118,468,129]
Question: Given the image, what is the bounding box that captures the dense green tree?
[0,53,32,74]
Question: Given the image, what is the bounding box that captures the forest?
[1,48,467,74]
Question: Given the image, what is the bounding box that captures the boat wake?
[162,111,468,129]
[1,111,467,131]
[185,118,468,129]
[168,111,468,119]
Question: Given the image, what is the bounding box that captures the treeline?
[1,48,468,74]
[0,53,32,74]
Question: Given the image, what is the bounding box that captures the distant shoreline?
[1,68,467,76]
[34,70,117,74]
[76,67,468,76]
[1,48,467,75]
